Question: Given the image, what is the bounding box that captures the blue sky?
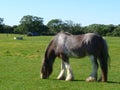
[0,0,120,26]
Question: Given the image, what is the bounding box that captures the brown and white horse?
[41,32,110,82]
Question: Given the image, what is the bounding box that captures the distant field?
[0,34,120,90]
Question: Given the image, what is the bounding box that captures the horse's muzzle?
[41,73,48,79]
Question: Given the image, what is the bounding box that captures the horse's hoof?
[57,76,65,80]
[86,76,96,82]
[65,76,74,81]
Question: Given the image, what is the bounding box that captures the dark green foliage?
[111,26,120,36]
[13,15,49,35]
[0,16,120,36]
[0,18,4,33]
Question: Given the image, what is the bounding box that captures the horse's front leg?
[57,61,66,80]
[86,55,98,82]
[58,54,74,81]
[64,62,74,81]
[57,61,74,81]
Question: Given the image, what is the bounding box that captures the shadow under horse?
[41,32,110,82]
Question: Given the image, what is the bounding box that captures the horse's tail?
[99,38,110,82]
[103,39,110,68]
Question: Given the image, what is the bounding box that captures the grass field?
[0,34,120,90]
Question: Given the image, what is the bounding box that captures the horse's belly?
[64,48,85,58]
[67,51,79,58]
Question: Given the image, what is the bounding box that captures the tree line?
[0,15,120,36]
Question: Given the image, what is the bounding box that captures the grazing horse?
[41,32,110,82]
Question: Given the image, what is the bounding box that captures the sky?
[0,0,120,26]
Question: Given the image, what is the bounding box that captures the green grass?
[0,34,120,90]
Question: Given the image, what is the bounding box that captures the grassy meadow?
[0,34,120,90]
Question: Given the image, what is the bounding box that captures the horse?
[41,32,110,82]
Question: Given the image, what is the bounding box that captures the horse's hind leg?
[98,56,108,82]
[86,55,98,82]
[57,61,66,80]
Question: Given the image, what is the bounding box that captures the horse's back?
[54,32,105,57]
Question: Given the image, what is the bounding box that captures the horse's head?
[41,39,56,79]
[41,58,53,79]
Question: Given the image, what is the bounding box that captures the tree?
[0,18,4,33]
[3,25,14,33]
[14,15,45,35]
[47,19,64,35]
[111,26,120,36]
[47,19,83,35]
[84,24,113,36]
[14,25,25,34]
[0,18,3,24]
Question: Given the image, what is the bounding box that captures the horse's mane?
[58,31,72,36]
[64,32,72,36]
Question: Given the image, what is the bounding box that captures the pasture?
[0,34,120,90]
